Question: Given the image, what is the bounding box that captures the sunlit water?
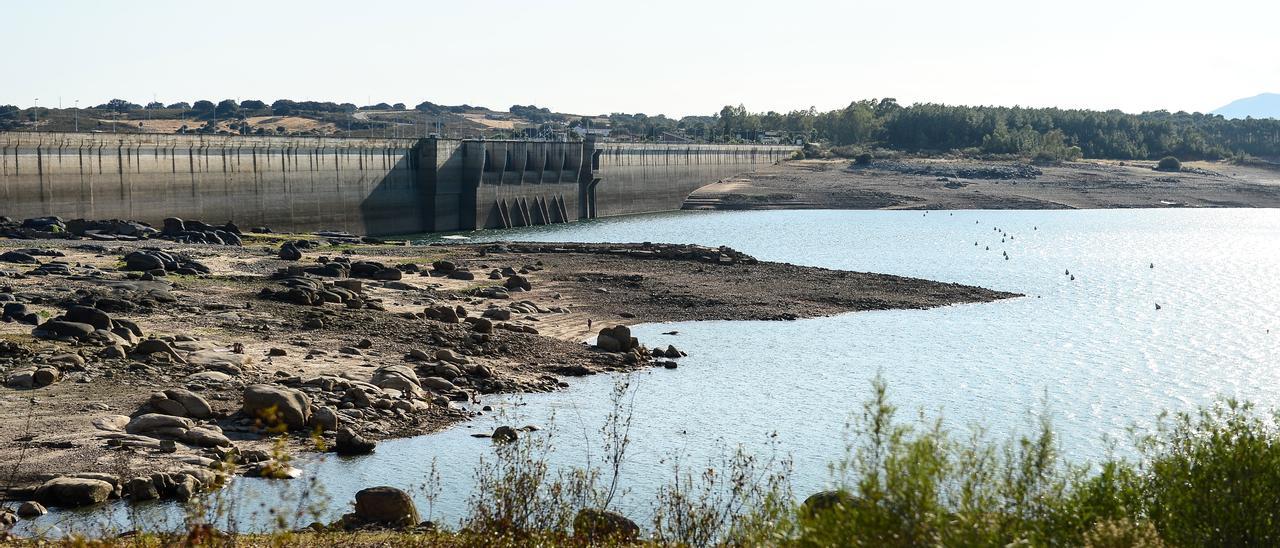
[21,209,1280,536]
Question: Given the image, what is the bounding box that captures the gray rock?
[164,388,214,419]
[371,365,424,398]
[16,501,47,519]
[309,406,339,431]
[278,243,303,261]
[127,476,159,501]
[125,413,194,435]
[336,427,376,455]
[35,477,114,507]
[354,486,419,526]
[66,305,112,330]
[242,384,311,430]
[181,427,231,448]
[420,376,455,392]
[0,251,38,264]
[133,339,185,362]
[35,320,95,339]
[32,367,60,388]
[492,425,519,444]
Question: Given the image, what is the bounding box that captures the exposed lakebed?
[22,208,1280,535]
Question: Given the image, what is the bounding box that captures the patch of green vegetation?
[13,376,1280,546]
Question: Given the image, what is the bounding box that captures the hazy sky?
[4,0,1277,116]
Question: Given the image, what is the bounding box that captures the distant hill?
[1212,93,1280,120]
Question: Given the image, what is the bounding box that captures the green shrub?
[854,152,873,166]
[1155,156,1181,171]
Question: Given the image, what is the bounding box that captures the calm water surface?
[23,209,1280,535]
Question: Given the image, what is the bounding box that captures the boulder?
[492,425,519,444]
[372,268,402,281]
[371,365,424,398]
[574,508,640,542]
[309,406,339,431]
[801,490,859,517]
[34,477,114,507]
[420,377,455,392]
[336,427,377,455]
[125,413,195,435]
[32,367,60,388]
[278,243,303,261]
[65,305,112,330]
[0,251,38,264]
[503,274,532,291]
[164,388,214,419]
[595,325,636,352]
[162,217,186,235]
[423,305,460,324]
[133,339,185,363]
[353,486,419,526]
[242,384,311,430]
[127,477,160,501]
[35,320,95,339]
[16,501,47,519]
[430,260,456,273]
[181,427,232,448]
[481,308,512,321]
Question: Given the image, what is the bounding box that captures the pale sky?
[4,0,1277,116]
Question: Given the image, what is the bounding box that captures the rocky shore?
[0,216,1016,518]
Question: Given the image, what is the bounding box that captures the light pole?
[33,98,38,132]
[74,100,79,132]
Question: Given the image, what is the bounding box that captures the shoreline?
[0,230,1015,510]
[687,158,1280,211]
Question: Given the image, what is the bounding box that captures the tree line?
[714,99,1280,161]
[4,97,1280,159]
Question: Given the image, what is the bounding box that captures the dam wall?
[0,132,422,235]
[1,132,796,235]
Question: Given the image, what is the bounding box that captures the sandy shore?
[687,158,1280,210]
[0,233,1015,504]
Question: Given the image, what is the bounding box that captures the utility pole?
[33,98,38,132]
[74,100,79,132]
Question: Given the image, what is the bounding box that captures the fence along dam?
[0,132,796,236]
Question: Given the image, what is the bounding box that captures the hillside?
[1212,93,1280,120]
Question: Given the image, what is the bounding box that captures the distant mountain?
[1212,93,1280,120]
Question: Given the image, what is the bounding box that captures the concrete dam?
[0,132,796,236]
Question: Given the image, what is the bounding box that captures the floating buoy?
[1155,303,1161,310]
[1065,269,1070,276]
[1150,262,1154,269]
[1070,274,1075,281]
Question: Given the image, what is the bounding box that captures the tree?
[145,101,164,109]
[240,100,267,110]
[392,103,406,110]
[0,105,20,130]
[166,102,191,110]
[98,99,141,113]
[214,99,240,119]
[271,99,297,115]
[192,100,216,114]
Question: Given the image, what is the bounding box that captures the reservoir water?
[22,208,1280,535]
